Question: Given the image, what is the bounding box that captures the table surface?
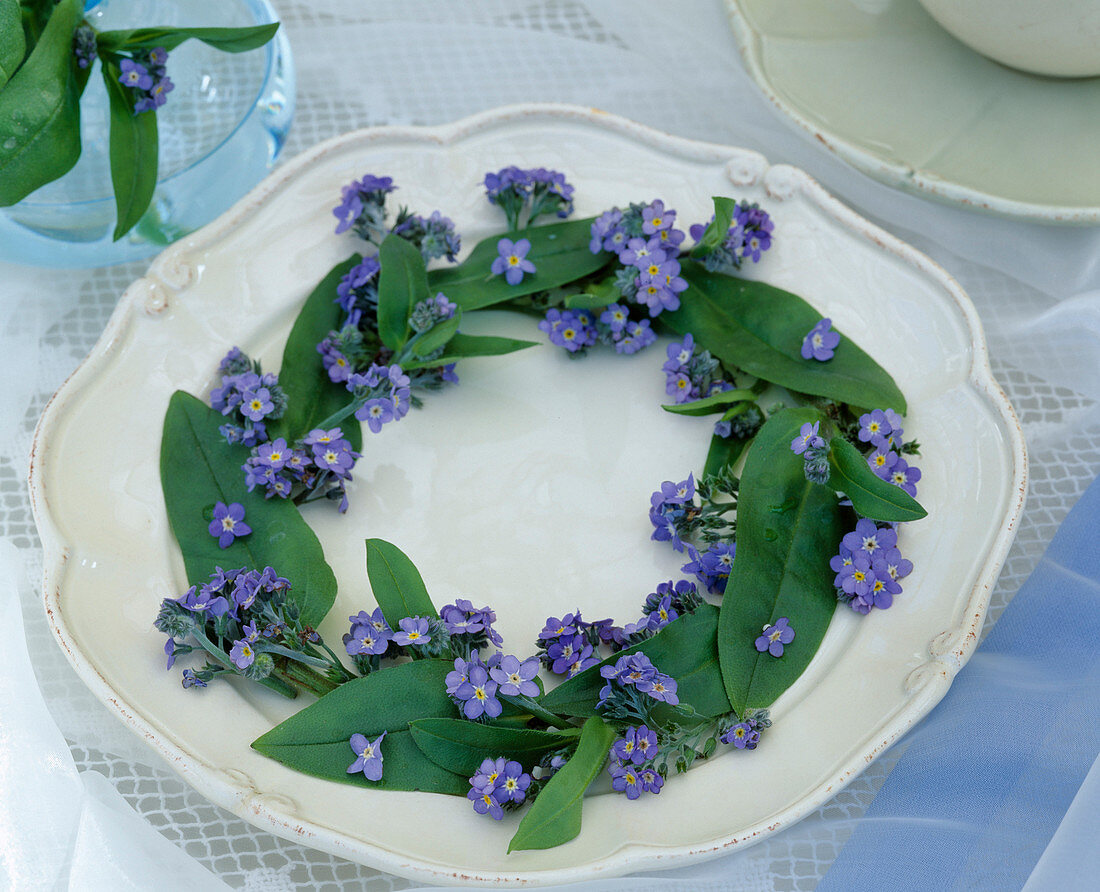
[3,2,1099,890]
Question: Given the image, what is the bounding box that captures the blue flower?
[887,457,921,497]
[790,421,824,455]
[453,664,502,719]
[491,238,537,285]
[347,731,386,781]
[490,655,541,697]
[229,638,256,670]
[801,318,840,361]
[392,616,431,647]
[755,617,795,657]
[356,398,394,433]
[208,502,251,549]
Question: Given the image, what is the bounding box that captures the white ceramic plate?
[29,105,1026,885]
[727,0,1100,224]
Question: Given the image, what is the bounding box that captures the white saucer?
[727,0,1100,224]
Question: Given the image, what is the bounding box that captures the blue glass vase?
[0,0,295,268]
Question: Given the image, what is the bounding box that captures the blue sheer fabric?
[819,473,1100,891]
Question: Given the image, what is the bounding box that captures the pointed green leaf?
[160,391,337,626]
[376,234,428,350]
[409,719,579,777]
[718,409,846,714]
[251,660,467,794]
[364,538,439,626]
[0,0,25,88]
[540,606,730,718]
[411,308,462,358]
[665,264,907,414]
[102,57,159,240]
[428,218,612,312]
[401,332,538,370]
[703,432,750,478]
[828,436,927,523]
[689,196,738,258]
[662,388,756,417]
[0,0,83,206]
[268,254,364,451]
[94,23,280,54]
[507,716,615,853]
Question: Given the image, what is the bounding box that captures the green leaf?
[428,218,612,312]
[101,57,159,241]
[661,388,756,417]
[364,538,439,626]
[0,0,83,206]
[251,660,467,794]
[703,432,750,478]
[540,606,730,719]
[411,308,462,358]
[159,391,337,626]
[718,408,846,714]
[0,0,25,88]
[269,254,364,452]
[402,332,538,370]
[827,436,927,523]
[376,234,428,351]
[507,716,615,853]
[94,23,280,54]
[689,196,738,258]
[563,278,620,309]
[409,719,579,777]
[666,264,907,414]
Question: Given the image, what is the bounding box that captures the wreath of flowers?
[155,166,927,852]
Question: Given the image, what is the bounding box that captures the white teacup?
[916,0,1100,78]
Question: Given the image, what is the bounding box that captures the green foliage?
[507,716,615,852]
[159,391,337,626]
[376,234,428,350]
[665,264,907,414]
[689,196,738,258]
[540,607,731,719]
[409,719,579,777]
[251,660,467,794]
[718,408,845,714]
[428,218,611,311]
[94,23,280,54]
[269,254,364,451]
[0,0,25,88]
[364,538,439,626]
[0,0,83,206]
[828,436,927,523]
[101,56,158,241]
[401,332,538,370]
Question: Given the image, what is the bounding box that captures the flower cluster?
[155,566,351,695]
[755,617,795,657]
[445,653,501,720]
[391,208,461,263]
[343,609,451,674]
[73,26,97,69]
[607,725,664,800]
[718,711,771,750]
[620,579,705,643]
[537,305,656,356]
[688,201,774,272]
[682,541,736,594]
[534,612,606,678]
[663,334,733,407]
[332,174,461,263]
[346,362,412,433]
[467,757,533,820]
[801,318,839,362]
[440,598,504,659]
[483,166,575,230]
[118,47,174,113]
[210,347,288,448]
[347,731,386,781]
[831,518,914,614]
[241,427,360,511]
[597,653,679,724]
[590,200,689,316]
[333,174,396,239]
[859,409,921,497]
[790,420,831,485]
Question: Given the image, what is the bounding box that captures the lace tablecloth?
[3,2,1099,889]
